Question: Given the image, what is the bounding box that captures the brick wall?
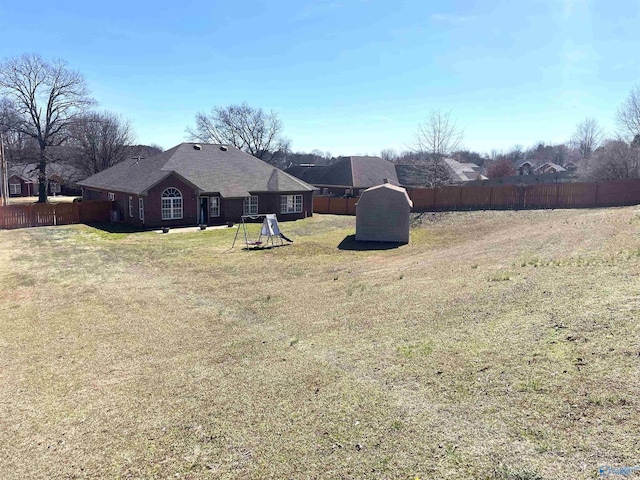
[83,183,313,228]
[144,175,199,228]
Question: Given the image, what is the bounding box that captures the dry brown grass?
[1,209,639,479]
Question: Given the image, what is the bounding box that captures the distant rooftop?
[285,156,398,188]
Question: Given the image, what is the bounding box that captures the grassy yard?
[0,209,639,479]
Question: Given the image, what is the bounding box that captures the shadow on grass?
[85,223,143,234]
[240,243,291,252]
[337,234,405,251]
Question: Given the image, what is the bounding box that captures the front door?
[199,197,209,224]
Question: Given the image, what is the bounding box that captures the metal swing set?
[231,214,293,249]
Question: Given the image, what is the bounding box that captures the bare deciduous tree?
[0,97,15,135]
[571,117,604,160]
[616,84,640,142]
[187,102,288,165]
[379,148,398,163]
[68,111,135,177]
[0,54,94,202]
[486,158,516,178]
[0,97,39,162]
[411,110,464,186]
[583,139,640,181]
[413,110,464,159]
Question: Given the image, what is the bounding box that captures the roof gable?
[78,143,314,196]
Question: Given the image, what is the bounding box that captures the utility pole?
[0,133,7,206]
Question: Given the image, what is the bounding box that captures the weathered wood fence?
[313,196,359,215]
[0,201,112,229]
[313,179,640,215]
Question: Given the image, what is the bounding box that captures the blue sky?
[1,0,638,156]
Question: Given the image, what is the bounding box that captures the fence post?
[594,182,599,206]
[555,184,560,209]
[489,186,493,210]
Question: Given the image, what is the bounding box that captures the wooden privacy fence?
[313,196,359,215]
[0,201,112,230]
[313,179,640,215]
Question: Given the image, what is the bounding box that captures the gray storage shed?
[355,183,413,243]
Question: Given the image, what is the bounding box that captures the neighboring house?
[534,162,566,175]
[444,158,486,184]
[285,156,398,197]
[7,164,37,197]
[78,143,315,228]
[518,161,534,176]
[395,159,485,188]
[519,161,574,176]
[7,163,82,197]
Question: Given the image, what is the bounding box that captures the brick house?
[7,172,37,197]
[285,156,399,197]
[7,163,81,197]
[78,143,314,228]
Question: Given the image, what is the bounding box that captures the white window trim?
[128,196,133,217]
[161,188,183,220]
[108,192,115,201]
[9,183,21,195]
[138,197,144,221]
[50,181,61,194]
[210,196,220,217]
[280,194,303,214]
[243,195,258,215]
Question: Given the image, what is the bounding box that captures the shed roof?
[357,183,413,207]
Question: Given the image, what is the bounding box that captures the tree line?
[339,86,640,185]
[0,54,165,203]
[2,53,639,204]
[377,91,640,185]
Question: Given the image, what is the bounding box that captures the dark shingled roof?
[395,164,431,187]
[284,165,330,185]
[285,156,398,188]
[78,143,314,197]
[8,162,82,183]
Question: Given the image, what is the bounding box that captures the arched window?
[161,188,183,220]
